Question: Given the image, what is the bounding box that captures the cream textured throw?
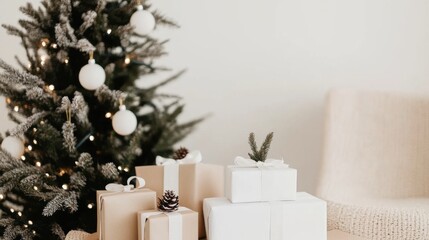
[65,230,97,240]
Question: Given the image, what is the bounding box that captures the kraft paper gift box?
[203,192,327,240]
[225,157,297,203]
[138,207,198,240]
[135,151,224,238]
[96,177,157,240]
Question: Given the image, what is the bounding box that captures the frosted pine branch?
[76,153,95,173]
[70,172,86,190]
[95,85,123,104]
[42,191,79,216]
[76,39,96,53]
[62,121,77,154]
[0,60,44,87]
[71,92,90,127]
[100,163,119,180]
[26,87,51,102]
[9,112,47,136]
[51,223,65,240]
[78,11,97,35]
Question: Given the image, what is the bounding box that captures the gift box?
[204,192,327,240]
[136,152,224,238]
[138,207,198,240]
[96,177,156,240]
[225,157,297,203]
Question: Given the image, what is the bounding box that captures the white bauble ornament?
[130,5,156,35]
[112,105,138,136]
[1,136,25,159]
[79,59,106,90]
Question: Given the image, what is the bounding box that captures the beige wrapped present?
[96,176,156,240]
[138,207,198,240]
[135,151,224,238]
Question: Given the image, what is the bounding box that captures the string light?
[33,139,38,145]
[105,112,112,118]
[33,186,38,191]
[41,41,47,47]
[124,56,131,65]
[6,98,11,104]
[48,85,55,91]
[28,220,33,225]
[40,120,45,125]
[117,166,122,171]
[64,58,69,64]
[24,224,28,228]
[89,135,95,141]
[27,63,32,69]
[45,173,50,177]
[28,145,33,151]
[10,208,14,213]
[17,212,22,217]
[51,43,58,49]
[33,128,38,132]
[13,106,19,112]
[21,156,26,161]
[35,161,41,167]
[107,29,112,34]
[59,169,66,176]
[87,203,94,209]
[0,194,4,200]
[40,38,49,47]
[62,184,68,190]
[124,167,129,172]
[32,231,36,235]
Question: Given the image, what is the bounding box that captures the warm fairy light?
[48,85,55,91]
[33,139,38,145]
[24,224,28,228]
[0,194,3,200]
[27,63,32,69]
[35,161,41,167]
[33,128,37,132]
[28,220,33,225]
[105,112,112,118]
[40,120,45,125]
[21,156,26,161]
[64,58,69,64]
[6,98,11,104]
[41,41,47,47]
[118,166,122,171]
[62,184,68,190]
[124,56,131,65]
[124,167,129,172]
[87,203,94,209]
[51,43,58,49]
[107,29,112,34]
[45,173,50,177]
[89,135,95,141]
[33,186,38,191]
[17,212,22,217]
[28,145,33,151]
[59,169,66,176]
[32,231,36,235]
[13,106,19,112]
[75,161,79,166]
[10,208,15,213]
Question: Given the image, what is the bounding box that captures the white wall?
[2,0,429,193]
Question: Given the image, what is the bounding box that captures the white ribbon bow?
[105,176,146,192]
[156,150,203,166]
[234,156,288,168]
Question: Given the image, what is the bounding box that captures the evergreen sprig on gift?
[173,147,189,160]
[158,190,179,212]
[248,132,274,162]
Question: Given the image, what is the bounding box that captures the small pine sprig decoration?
[173,147,189,160]
[248,132,274,162]
[158,190,179,212]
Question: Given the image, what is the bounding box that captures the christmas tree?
[0,0,201,239]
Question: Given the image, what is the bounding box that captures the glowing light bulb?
[107,29,112,34]
[64,58,69,64]
[33,128,37,132]
[45,173,50,177]
[41,41,47,47]
[27,145,33,151]
[18,212,22,216]
[87,203,94,209]
[21,156,26,161]
[33,186,38,191]
[118,166,122,171]
[28,220,33,225]
[6,98,11,104]
[105,112,112,118]
[48,85,55,91]
[33,139,38,145]
[89,135,95,141]
[35,162,41,167]
[13,106,19,112]
[124,56,131,65]
[24,224,28,228]
[51,43,58,49]
[10,208,14,213]
[62,184,68,190]
[124,167,129,172]
[0,194,4,200]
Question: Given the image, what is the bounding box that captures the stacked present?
[203,133,327,240]
[91,133,326,240]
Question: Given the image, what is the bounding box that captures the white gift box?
[204,192,327,240]
[225,160,297,203]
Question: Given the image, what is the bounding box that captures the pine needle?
[247,132,274,162]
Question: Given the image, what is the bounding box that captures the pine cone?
[173,147,189,160]
[158,190,179,212]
